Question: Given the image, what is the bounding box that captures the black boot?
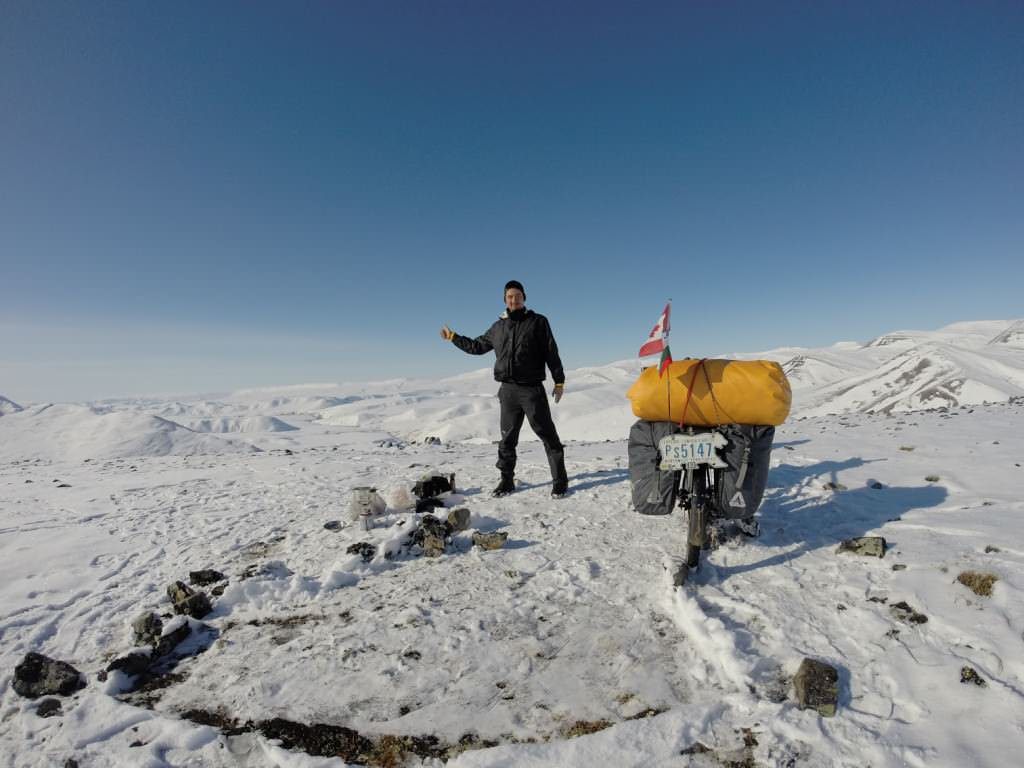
[492,476,515,497]
[551,480,568,499]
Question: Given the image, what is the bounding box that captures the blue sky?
[1,1,1021,402]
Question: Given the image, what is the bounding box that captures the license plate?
[658,432,728,470]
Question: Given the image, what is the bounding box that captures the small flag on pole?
[639,301,673,376]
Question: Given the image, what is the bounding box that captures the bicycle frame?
[677,459,720,580]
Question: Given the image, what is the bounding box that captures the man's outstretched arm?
[440,324,495,355]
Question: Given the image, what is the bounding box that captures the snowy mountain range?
[1,319,1022,462]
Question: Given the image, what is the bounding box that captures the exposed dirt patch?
[259,718,373,761]
[169,710,504,765]
[625,707,666,720]
[123,672,188,708]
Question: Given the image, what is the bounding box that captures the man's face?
[504,288,525,312]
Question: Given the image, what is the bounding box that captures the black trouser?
[496,382,567,487]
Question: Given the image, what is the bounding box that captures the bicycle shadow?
[712,457,948,580]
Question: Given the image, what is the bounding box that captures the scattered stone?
[422,436,442,445]
[890,601,928,624]
[870,481,884,490]
[892,564,907,571]
[984,545,1001,553]
[12,653,86,699]
[189,569,226,587]
[836,536,886,558]
[64,760,79,768]
[836,604,847,611]
[867,595,887,604]
[422,533,446,558]
[211,584,227,597]
[793,658,839,717]
[925,475,940,482]
[323,520,342,531]
[408,515,453,557]
[472,531,509,550]
[898,445,915,452]
[960,666,987,687]
[56,483,72,488]
[956,570,999,597]
[107,651,152,677]
[447,508,471,532]
[346,542,376,563]
[822,481,847,491]
[36,698,63,718]
[133,612,164,646]
[680,742,712,755]
[153,619,193,658]
[167,581,212,619]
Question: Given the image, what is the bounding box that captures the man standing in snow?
[440,280,568,498]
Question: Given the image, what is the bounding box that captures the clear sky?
[1,1,1021,402]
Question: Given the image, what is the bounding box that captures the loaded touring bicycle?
[627,358,790,585]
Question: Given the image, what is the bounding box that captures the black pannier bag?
[628,419,681,515]
[629,420,775,519]
[713,425,775,520]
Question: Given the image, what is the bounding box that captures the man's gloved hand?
[552,382,564,404]
[440,325,455,342]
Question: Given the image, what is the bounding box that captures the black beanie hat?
[504,280,525,297]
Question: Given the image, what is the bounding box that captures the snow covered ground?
[2,320,1023,767]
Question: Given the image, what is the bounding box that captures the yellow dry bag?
[627,358,791,426]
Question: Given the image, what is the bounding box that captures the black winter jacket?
[453,309,565,386]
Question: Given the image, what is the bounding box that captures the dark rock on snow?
[447,507,471,532]
[132,612,163,646]
[472,531,509,551]
[154,619,193,658]
[346,542,376,562]
[323,520,342,531]
[890,601,928,625]
[836,536,886,558]
[107,651,152,677]
[793,657,839,717]
[36,698,63,718]
[13,653,86,699]
[960,666,987,687]
[189,569,226,586]
[167,581,212,619]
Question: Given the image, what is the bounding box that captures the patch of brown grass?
[956,571,998,597]
[562,719,613,739]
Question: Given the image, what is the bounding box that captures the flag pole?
[665,298,672,424]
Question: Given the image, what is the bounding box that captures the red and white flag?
[639,302,673,376]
